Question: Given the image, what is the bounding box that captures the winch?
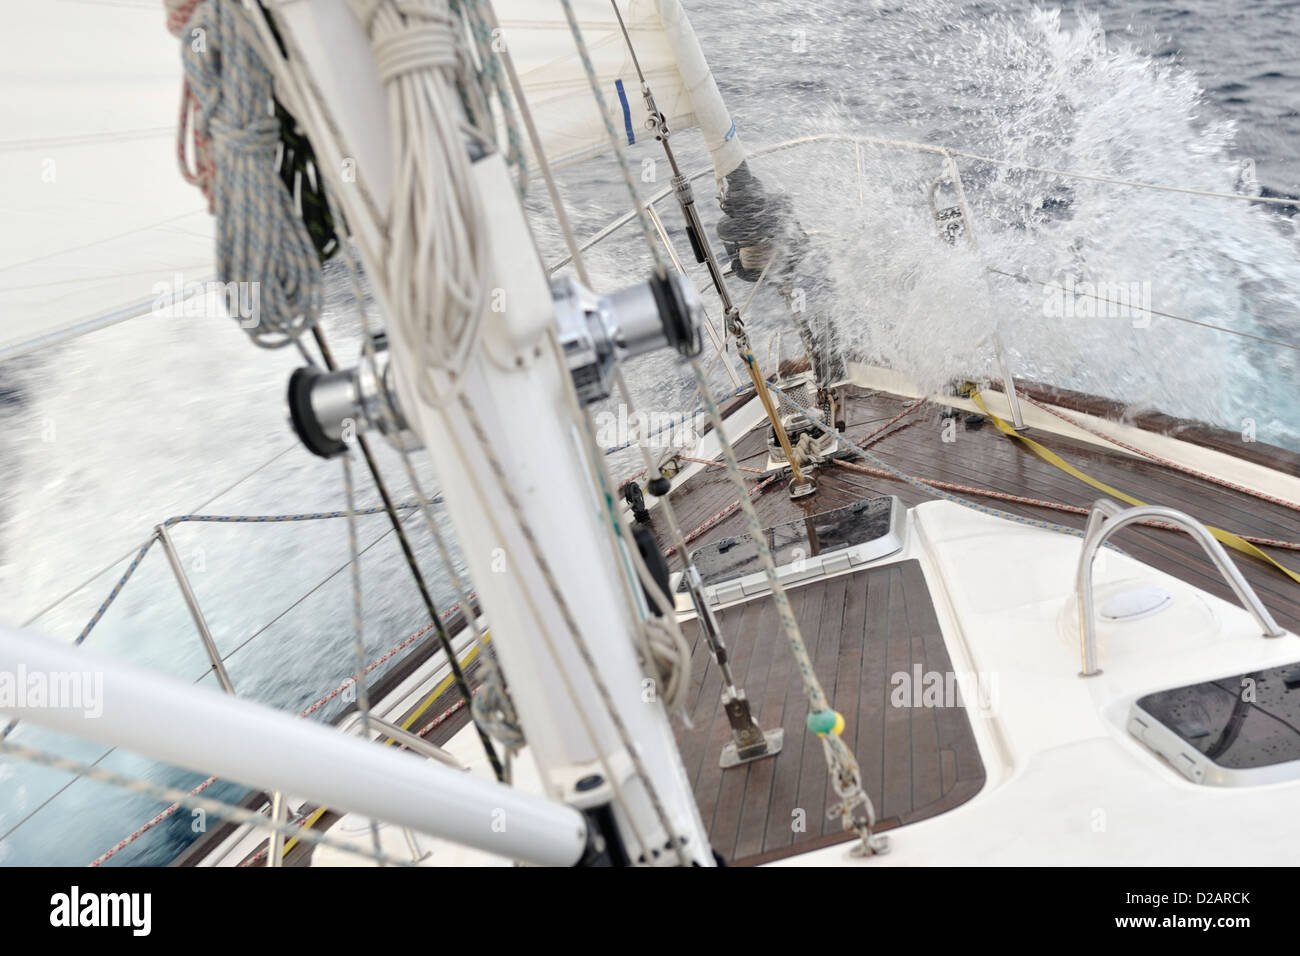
[287,272,704,457]
[553,270,703,406]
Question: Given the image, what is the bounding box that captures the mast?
[256,0,714,865]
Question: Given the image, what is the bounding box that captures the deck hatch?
[1130,662,1300,786]
[679,496,905,602]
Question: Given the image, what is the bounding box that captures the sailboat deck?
[652,383,1300,863]
[653,385,1300,634]
[188,384,1300,867]
[678,559,986,865]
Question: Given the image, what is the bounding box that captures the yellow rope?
[971,391,1300,588]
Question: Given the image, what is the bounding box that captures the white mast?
[254,0,716,864]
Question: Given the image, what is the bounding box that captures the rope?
[455,0,528,196]
[472,662,525,752]
[347,0,492,405]
[566,0,881,851]
[557,0,665,274]
[689,365,884,848]
[970,391,1300,587]
[181,0,323,346]
[666,473,781,558]
[0,742,406,866]
[454,386,674,864]
[165,0,215,209]
[854,398,927,448]
[1014,391,1300,513]
[99,503,428,644]
[832,459,1300,550]
[19,443,298,632]
[321,193,514,771]
[0,500,434,745]
[679,456,766,475]
[764,383,1101,542]
[339,452,384,857]
[490,0,699,733]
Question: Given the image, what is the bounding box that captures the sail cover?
[494,0,745,177]
[0,4,215,361]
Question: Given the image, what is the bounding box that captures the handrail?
[550,132,1297,273]
[552,133,1300,364]
[340,711,466,770]
[1076,499,1285,677]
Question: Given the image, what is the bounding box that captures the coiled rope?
[165,0,215,209]
[181,0,323,346]
[347,0,492,404]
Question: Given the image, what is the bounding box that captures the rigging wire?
[88,601,473,866]
[986,266,1300,355]
[248,0,675,865]
[339,451,385,858]
[3,504,427,849]
[579,0,884,852]
[318,187,518,771]
[0,740,407,866]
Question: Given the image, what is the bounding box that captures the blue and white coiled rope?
[182,0,323,347]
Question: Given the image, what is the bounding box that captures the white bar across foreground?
[0,624,588,867]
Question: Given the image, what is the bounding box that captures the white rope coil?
[348,0,493,405]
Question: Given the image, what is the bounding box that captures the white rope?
[347,0,493,404]
[246,0,674,855]
[565,0,883,852]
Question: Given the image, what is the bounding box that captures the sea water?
[1,0,1297,864]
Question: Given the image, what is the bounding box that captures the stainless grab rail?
[1076,499,1285,676]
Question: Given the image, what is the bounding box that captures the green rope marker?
[807,709,844,736]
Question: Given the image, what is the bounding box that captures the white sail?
[0,4,214,361]
[0,0,743,360]
[494,0,745,177]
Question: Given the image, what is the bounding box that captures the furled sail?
[0,4,215,361]
[494,0,745,178]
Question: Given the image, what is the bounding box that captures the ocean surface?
[0,0,1297,864]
